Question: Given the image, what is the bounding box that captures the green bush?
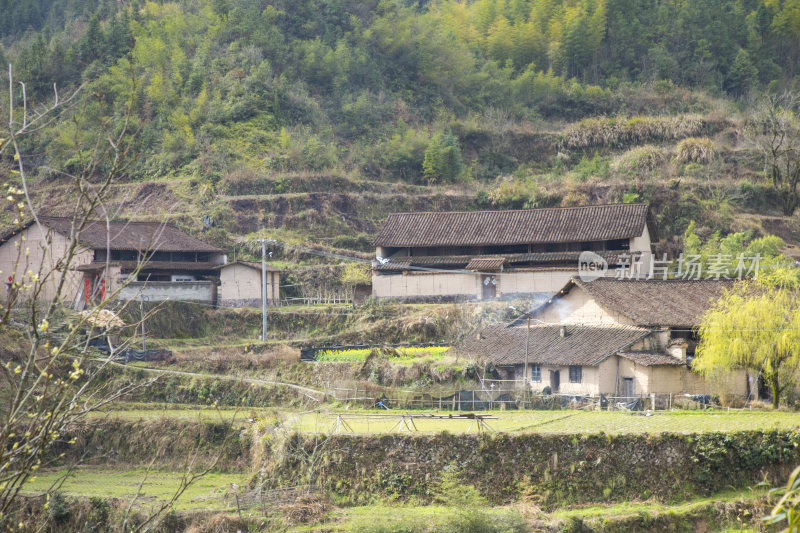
[423,131,464,185]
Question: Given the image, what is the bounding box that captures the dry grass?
[612,145,669,173]
[676,136,716,164]
[279,493,332,524]
[560,115,727,150]
[166,344,299,372]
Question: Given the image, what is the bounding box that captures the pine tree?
[725,48,758,97]
[79,14,104,65]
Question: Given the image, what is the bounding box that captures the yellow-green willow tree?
[694,272,800,408]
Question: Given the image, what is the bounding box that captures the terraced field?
[291,408,800,434]
[24,468,247,512]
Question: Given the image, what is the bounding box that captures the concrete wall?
[373,269,599,301]
[0,224,93,305]
[116,281,216,303]
[497,270,575,296]
[219,264,279,307]
[372,271,481,300]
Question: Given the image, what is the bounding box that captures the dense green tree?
[725,49,758,96]
[423,130,464,185]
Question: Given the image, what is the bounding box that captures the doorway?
[549,370,560,392]
[621,377,635,398]
[481,275,497,300]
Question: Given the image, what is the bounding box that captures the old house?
[372,203,657,301]
[218,261,282,307]
[463,278,748,398]
[0,217,225,307]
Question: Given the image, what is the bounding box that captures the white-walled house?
[372,203,657,301]
[0,217,225,307]
[218,261,282,307]
[462,278,748,398]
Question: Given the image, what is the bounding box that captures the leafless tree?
[746,91,800,216]
[0,63,224,530]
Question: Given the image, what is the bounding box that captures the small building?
[218,261,282,308]
[462,278,748,398]
[372,203,657,301]
[0,217,225,307]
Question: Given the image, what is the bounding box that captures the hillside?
[1,0,800,262]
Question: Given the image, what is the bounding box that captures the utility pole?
[524,315,530,390]
[261,238,268,342]
[140,298,147,351]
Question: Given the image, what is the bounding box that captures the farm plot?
[291,409,800,434]
[24,468,247,511]
[316,346,450,363]
[86,402,277,426]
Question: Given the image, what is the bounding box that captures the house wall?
[629,225,653,275]
[525,364,603,395]
[372,271,481,300]
[512,358,747,398]
[219,264,280,307]
[0,224,93,306]
[373,270,605,301]
[534,286,637,326]
[497,271,575,296]
[117,281,216,303]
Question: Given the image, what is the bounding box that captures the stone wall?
[268,430,800,507]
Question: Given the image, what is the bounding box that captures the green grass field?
[86,402,277,427]
[85,402,800,435]
[290,487,767,532]
[291,408,800,434]
[24,468,247,511]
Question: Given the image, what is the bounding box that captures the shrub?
[612,145,668,174]
[676,137,716,164]
[423,131,464,184]
[571,152,610,181]
[559,115,713,150]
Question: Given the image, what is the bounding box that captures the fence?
[234,485,309,516]
[330,387,716,411]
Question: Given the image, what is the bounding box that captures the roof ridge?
[384,203,649,217]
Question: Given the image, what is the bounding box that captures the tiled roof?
[374,251,639,271]
[461,324,651,366]
[565,278,734,328]
[465,257,506,271]
[218,260,282,272]
[617,351,684,366]
[4,217,222,253]
[77,261,220,272]
[374,204,656,247]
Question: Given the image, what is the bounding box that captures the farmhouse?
[0,217,225,307]
[463,278,748,398]
[218,261,282,307]
[372,203,657,301]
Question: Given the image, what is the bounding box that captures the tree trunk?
[770,377,780,409]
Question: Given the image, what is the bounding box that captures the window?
[530,365,541,383]
[569,365,582,383]
[606,238,630,251]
